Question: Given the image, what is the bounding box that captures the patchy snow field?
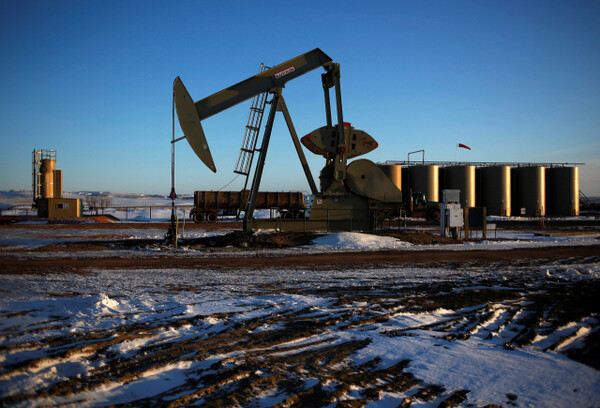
[1,261,599,407]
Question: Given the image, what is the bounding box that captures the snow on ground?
[355,330,600,408]
[1,265,599,407]
[309,231,600,252]
[312,232,414,250]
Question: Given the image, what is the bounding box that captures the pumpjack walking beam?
[173,48,348,224]
[191,49,333,121]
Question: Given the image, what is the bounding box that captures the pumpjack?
[173,48,402,231]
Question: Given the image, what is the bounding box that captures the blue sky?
[1,1,599,195]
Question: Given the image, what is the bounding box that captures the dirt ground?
[0,223,599,274]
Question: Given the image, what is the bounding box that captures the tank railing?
[40,150,56,161]
[383,160,585,168]
[407,150,425,164]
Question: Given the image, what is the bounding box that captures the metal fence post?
[182,210,185,239]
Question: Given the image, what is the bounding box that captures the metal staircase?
[234,64,269,184]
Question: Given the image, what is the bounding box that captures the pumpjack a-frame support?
[244,90,318,221]
[244,62,348,225]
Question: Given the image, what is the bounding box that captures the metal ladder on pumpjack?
[233,64,270,218]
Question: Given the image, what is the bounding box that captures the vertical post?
[175,215,179,249]
[166,89,178,246]
[482,207,487,240]
[245,90,281,223]
[32,150,36,206]
[464,208,469,240]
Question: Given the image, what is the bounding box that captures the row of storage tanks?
[378,164,580,216]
